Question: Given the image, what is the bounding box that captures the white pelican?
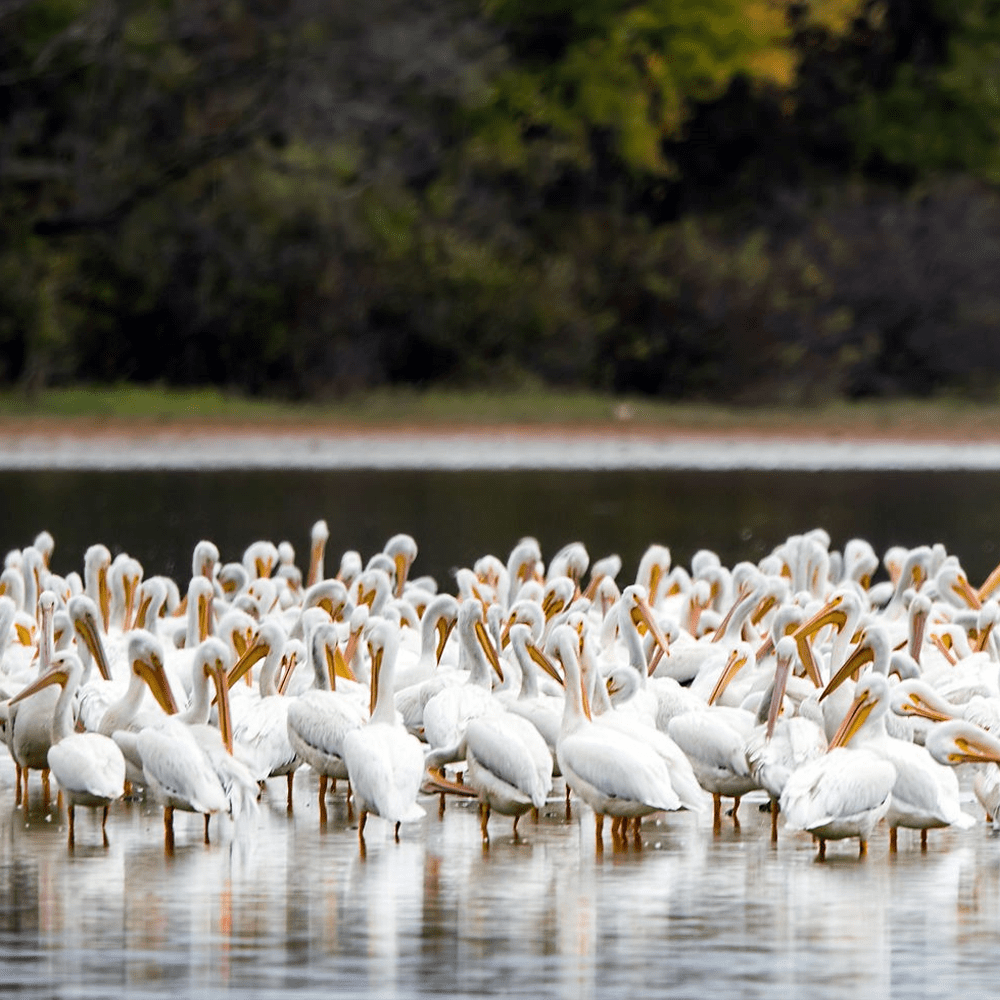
[552,624,681,847]
[422,599,504,772]
[925,719,1000,827]
[501,623,564,770]
[343,619,426,843]
[97,631,180,788]
[666,660,758,834]
[383,533,419,599]
[306,519,329,588]
[823,673,973,850]
[780,742,895,859]
[173,638,261,822]
[135,640,250,849]
[744,637,827,841]
[286,621,368,821]
[390,593,459,693]
[7,590,59,805]
[9,650,125,846]
[227,620,302,809]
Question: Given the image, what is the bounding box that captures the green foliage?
[847,1,1000,181]
[3,0,1000,406]
[471,0,796,176]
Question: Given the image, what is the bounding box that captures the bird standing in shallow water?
[343,618,426,846]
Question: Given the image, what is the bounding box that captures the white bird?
[421,599,505,772]
[134,640,251,849]
[227,620,302,810]
[286,621,368,820]
[744,636,826,842]
[6,591,60,806]
[552,624,682,847]
[925,719,1000,828]
[501,623,565,771]
[667,689,758,834]
[825,672,974,850]
[343,619,427,843]
[780,745,895,859]
[465,708,553,844]
[96,631,180,789]
[8,650,125,846]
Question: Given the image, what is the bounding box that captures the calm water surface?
[0,467,993,583]
[1,468,999,998]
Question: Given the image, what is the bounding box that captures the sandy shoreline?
[2,420,1000,470]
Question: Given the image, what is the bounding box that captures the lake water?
[1,466,999,998]
[0,467,997,586]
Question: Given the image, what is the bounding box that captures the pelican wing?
[558,726,680,812]
[48,733,125,801]
[136,720,227,815]
[466,714,552,808]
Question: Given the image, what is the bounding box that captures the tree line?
[2,0,999,402]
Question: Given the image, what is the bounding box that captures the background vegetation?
[2,0,999,404]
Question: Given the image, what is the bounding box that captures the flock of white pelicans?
[3,524,1000,859]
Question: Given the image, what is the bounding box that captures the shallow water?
[1,757,998,1000]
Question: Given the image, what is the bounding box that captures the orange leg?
[164,806,175,853]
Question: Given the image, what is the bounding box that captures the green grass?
[0,383,996,435]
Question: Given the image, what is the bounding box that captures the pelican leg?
[712,794,722,835]
[731,795,741,830]
[858,838,868,857]
[164,806,175,853]
[817,838,826,861]
[889,827,898,853]
[101,805,110,847]
[347,781,354,823]
[531,806,539,824]
[14,764,21,806]
[42,768,51,807]
[595,812,604,848]
[565,784,572,821]
[318,774,327,806]
[67,804,75,847]
[204,813,211,845]
[479,802,490,844]
[394,821,401,843]
[358,810,367,845]
[632,816,642,845]
[512,813,521,840]
[770,799,779,844]
[921,829,928,851]
[286,773,294,813]
[318,774,328,825]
